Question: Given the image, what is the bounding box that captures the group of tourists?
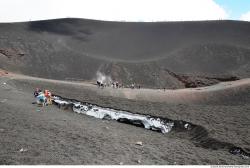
[111,81,121,88]
[96,80,142,89]
[130,83,141,89]
[97,80,121,89]
[34,88,53,106]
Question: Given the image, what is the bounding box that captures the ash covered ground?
[0,18,250,165]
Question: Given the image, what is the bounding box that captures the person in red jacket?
[44,90,52,105]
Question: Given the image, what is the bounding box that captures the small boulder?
[135,141,143,146]
[184,123,189,129]
[19,148,28,152]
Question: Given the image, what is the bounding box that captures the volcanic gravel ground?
[0,76,249,164]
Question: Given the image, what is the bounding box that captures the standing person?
[36,91,46,106]
[44,90,52,105]
[97,81,100,88]
[116,82,119,89]
[131,83,135,89]
[34,88,41,97]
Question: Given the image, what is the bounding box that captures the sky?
[215,0,250,20]
[0,0,249,22]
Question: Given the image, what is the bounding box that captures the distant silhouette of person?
[97,81,104,88]
[116,82,119,88]
[34,88,41,97]
[97,81,101,88]
[131,83,135,89]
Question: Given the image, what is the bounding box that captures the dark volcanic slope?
[0,18,250,88]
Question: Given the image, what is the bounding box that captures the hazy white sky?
[0,0,249,22]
